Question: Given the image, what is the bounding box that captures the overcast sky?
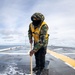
[0,0,75,47]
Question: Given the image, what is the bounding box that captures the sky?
[0,0,75,47]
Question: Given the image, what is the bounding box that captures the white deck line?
[0,46,22,52]
[0,52,29,55]
[65,62,75,70]
[62,53,75,55]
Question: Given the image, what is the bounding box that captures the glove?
[30,39,33,44]
[30,50,35,56]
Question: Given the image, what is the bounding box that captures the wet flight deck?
[0,45,75,75]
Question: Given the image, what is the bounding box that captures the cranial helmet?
[31,12,45,22]
[31,12,45,26]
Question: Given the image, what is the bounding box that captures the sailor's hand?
[30,39,33,44]
[30,50,35,56]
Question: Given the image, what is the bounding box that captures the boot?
[33,67,39,73]
[36,67,44,75]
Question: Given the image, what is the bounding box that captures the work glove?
[30,50,35,56]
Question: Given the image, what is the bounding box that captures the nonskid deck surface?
[0,55,31,75]
[0,45,75,75]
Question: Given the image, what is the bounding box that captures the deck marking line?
[62,53,75,55]
[50,54,59,59]
[0,53,29,55]
[47,49,75,69]
[65,62,75,70]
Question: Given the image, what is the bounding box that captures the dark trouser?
[34,47,47,69]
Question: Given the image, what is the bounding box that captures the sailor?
[28,12,49,74]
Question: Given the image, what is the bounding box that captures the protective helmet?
[31,12,45,22]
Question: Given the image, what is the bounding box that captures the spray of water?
[0,63,31,75]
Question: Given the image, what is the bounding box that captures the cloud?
[0,0,75,46]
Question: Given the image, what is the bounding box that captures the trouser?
[34,47,47,69]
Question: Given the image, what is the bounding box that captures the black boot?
[36,67,44,75]
[33,67,39,73]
